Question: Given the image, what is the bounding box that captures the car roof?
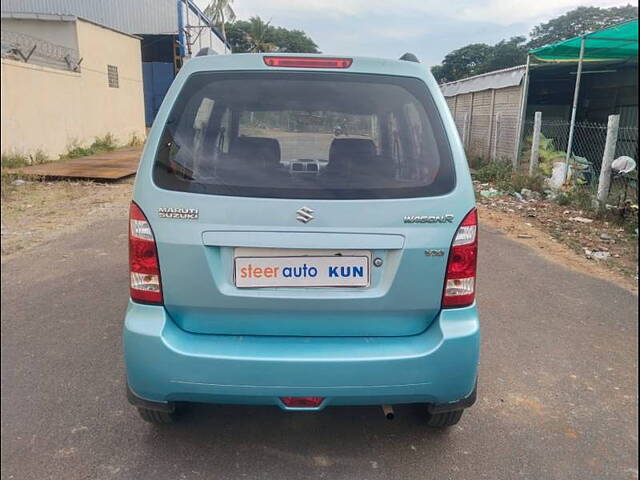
[179,53,433,82]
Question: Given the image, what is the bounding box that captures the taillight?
[263,56,352,68]
[129,202,163,305]
[281,397,325,408]
[443,208,477,308]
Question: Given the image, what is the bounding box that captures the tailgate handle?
[202,231,405,249]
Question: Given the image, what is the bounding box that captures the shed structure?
[440,20,638,167]
[441,66,527,163]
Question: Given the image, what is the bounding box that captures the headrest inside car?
[231,137,281,167]
[328,138,376,173]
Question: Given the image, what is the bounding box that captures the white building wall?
[1,18,146,158]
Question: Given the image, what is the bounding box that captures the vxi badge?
[403,214,454,224]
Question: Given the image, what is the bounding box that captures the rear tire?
[137,407,175,424]
[426,409,463,428]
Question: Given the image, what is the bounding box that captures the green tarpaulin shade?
[530,19,638,62]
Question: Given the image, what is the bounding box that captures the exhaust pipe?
[382,405,394,420]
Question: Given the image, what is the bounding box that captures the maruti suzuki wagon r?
[124,52,479,428]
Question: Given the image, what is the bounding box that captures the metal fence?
[523,116,638,207]
[0,30,81,72]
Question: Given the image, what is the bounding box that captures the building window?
[107,65,119,88]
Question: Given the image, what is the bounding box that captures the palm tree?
[204,0,236,44]
[245,17,277,53]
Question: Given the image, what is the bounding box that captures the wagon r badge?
[403,214,454,224]
[296,206,314,223]
[158,207,199,220]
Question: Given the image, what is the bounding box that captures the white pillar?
[596,114,621,206]
[491,112,501,162]
[513,55,531,167]
[487,89,496,159]
[564,36,586,181]
[462,112,469,148]
[529,111,542,174]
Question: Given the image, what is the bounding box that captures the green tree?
[431,5,638,83]
[244,17,277,53]
[269,26,319,53]
[224,17,320,54]
[204,0,236,42]
[431,43,493,83]
[482,36,528,72]
[528,4,638,48]
[225,21,253,52]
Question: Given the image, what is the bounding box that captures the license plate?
[234,255,370,288]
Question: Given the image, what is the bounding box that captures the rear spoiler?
[399,52,419,63]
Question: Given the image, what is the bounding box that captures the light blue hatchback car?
[124,52,479,427]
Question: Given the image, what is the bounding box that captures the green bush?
[474,160,546,194]
[522,133,565,176]
[64,144,95,159]
[500,172,547,193]
[555,186,594,210]
[92,133,117,151]
[473,160,512,184]
[468,155,489,170]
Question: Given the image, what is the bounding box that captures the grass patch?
[127,132,144,147]
[1,150,49,169]
[499,172,547,194]
[555,187,594,210]
[62,133,118,159]
[473,160,546,194]
[473,160,513,184]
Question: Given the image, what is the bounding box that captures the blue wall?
[142,62,174,127]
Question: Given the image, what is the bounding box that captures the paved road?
[1,218,637,480]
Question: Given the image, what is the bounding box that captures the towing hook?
[382,405,395,420]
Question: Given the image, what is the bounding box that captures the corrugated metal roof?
[1,11,75,22]
[440,65,526,97]
[3,0,197,35]
[1,11,142,39]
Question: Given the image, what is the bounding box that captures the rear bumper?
[123,301,480,410]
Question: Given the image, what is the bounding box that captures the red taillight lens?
[263,56,352,68]
[129,202,163,304]
[281,397,325,408]
[443,208,477,308]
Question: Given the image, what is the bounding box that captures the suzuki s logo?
[403,214,454,224]
[296,206,314,223]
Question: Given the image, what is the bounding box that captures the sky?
[197,0,638,66]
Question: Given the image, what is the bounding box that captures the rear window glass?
[153,72,455,199]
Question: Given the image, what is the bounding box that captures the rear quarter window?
[153,72,455,199]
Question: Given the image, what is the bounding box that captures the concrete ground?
[1,218,637,480]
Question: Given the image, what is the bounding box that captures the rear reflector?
[443,208,477,308]
[263,56,352,69]
[129,202,163,305]
[281,397,325,408]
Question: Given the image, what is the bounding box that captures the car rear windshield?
[153,72,455,199]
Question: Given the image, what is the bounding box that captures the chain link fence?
[522,117,637,207]
[1,30,81,72]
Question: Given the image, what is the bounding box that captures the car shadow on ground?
[132,402,459,474]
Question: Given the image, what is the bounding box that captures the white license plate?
[234,255,370,288]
